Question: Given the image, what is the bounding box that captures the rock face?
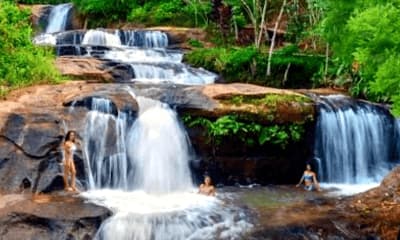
[22,4,83,33]
[56,57,113,82]
[0,193,110,240]
[346,166,400,240]
[19,4,52,32]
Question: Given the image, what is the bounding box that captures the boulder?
[56,57,113,82]
[0,194,110,239]
[347,166,400,240]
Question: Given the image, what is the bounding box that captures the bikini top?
[303,173,313,180]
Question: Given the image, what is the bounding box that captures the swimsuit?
[304,174,313,181]
[303,173,315,191]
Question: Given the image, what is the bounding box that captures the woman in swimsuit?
[296,164,321,191]
[63,131,79,192]
[198,176,216,196]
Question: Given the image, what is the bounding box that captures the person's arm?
[296,174,304,187]
[198,184,204,194]
[210,186,216,196]
[312,173,321,191]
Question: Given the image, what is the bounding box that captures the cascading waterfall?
[82,30,122,47]
[33,9,217,85]
[127,97,193,193]
[118,30,169,48]
[33,3,72,45]
[79,95,252,240]
[314,95,399,185]
[45,3,72,33]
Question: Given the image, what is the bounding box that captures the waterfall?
[82,30,122,47]
[33,27,217,84]
[78,95,251,239]
[45,3,72,33]
[118,30,169,48]
[314,95,399,184]
[127,97,192,193]
[82,98,129,189]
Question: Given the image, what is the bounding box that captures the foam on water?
[321,183,379,196]
[82,190,252,240]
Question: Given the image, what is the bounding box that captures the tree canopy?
[319,0,400,115]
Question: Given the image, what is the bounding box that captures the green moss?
[222,94,312,106]
[218,93,314,123]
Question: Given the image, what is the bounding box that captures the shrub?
[0,2,60,91]
[184,45,324,88]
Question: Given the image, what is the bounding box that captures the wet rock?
[19,4,52,32]
[56,57,113,82]
[0,194,110,240]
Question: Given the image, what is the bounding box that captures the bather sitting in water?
[296,164,321,191]
[198,176,216,196]
[62,131,79,192]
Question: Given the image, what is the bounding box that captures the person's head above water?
[204,176,212,186]
[306,164,312,171]
[65,131,76,142]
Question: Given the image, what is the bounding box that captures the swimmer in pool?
[198,176,216,196]
[296,164,321,191]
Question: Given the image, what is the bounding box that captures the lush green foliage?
[318,0,400,115]
[182,114,305,148]
[184,45,324,88]
[0,1,60,92]
[72,0,134,25]
[17,0,68,4]
[128,0,211,27]
[71,0,211,27]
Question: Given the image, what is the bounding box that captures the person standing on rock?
[296,164,321,191]
[63,130,79,192]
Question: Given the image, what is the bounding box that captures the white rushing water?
[33,8,217,85]
[45,3,72,33]
[78,96,252,240]
[82,30,122,47]
[33,3,72,45]
[314,95,399,188]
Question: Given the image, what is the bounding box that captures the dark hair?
[65,131,76,142]
[204,175,213,184]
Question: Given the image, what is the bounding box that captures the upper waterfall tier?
[45,3,72,33]
[33,28,216,85]
[35,29,169,48]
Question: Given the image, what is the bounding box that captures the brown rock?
[184,83,315,124]
[56,57,113,81]
[0,193,110,240]
[19,4,51,31]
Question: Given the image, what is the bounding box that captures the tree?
[319,0,400,115]
[226,0,269,48]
